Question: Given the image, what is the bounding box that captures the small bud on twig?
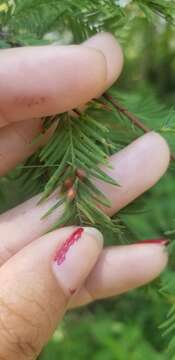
[76,169,86,181]
[64,177,74,190]
[67,187,76,201]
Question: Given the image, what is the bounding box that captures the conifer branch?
[103,93,150,133]
[104,93,175,162]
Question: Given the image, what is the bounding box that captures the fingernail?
[83,32,123,89]
[52,227,103,296]
[135,239,169,246]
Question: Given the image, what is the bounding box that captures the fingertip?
[83,32,124,90]
[52,45,107,107]
[146,131,170,176]
[69,242,168,308]
[51,227,103,298]
[77,45,107,98]
[96,131,170,215]
[84,227,104,250]
[123,131,170,183]
[130,243,168,283]
[87,243,168,299]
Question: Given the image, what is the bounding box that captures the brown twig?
[103,93,175,162]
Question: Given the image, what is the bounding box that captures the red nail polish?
[135,239,169,246]
[54,228,84,266]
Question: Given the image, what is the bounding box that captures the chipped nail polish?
[135,238,169,246]
[54,228,84,266]
[52,227,103,297]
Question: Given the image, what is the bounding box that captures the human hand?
[0,33,170,359]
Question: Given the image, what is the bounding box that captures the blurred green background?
[1,1,175,359]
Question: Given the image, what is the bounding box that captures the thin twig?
[73,109,81,116]
[104,93,175,162]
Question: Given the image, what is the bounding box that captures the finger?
[75,32,123,111]
[0,132,169,264]
[95,131,170,215]
[0,227,103,360]
[0,33,123,175]
[0,119,56,175]
[83,32,123,93]
[69,240,168,308]
[0,44,106,127]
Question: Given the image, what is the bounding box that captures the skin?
[0,33,170,359]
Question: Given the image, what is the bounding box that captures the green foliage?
[40,292,169,360]
[20,111,121,232]
[0,0,175,44]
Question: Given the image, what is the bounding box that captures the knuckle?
[0,295,43,360]
[0,105,10,127]
[0,243,14,266]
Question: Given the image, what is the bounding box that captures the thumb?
[0,227,103,360]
